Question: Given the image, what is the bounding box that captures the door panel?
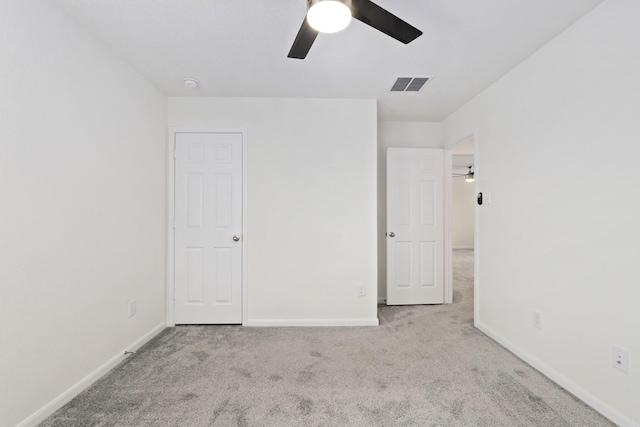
[186,247,204,303]
[387,148,444,305]
[419,242,435,287]
[174,132,243,324]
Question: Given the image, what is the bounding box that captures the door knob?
[388,232,395,238]
[233,235,240,242]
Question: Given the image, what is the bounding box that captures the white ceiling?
[52,0,603,121]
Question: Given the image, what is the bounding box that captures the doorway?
[448,135,476,316]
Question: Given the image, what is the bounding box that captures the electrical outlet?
[357,285,366,297]
[612,346,629,374]
[533,310,542,329]
[128,300,137,318]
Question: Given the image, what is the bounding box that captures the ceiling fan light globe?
[464,166,474,182]
[307,0,352,34]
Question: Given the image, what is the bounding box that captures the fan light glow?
[307,0,352,34]
[465,166,475,182]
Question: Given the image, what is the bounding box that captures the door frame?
[444,149,453,304]
[166,127,248,326]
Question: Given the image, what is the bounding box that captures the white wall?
[377,122,442,300]
[452,178,475,248]
[442,0,640,424]
[168,97,378,325]
[0,2,168,426]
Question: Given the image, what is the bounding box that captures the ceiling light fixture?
[465,166,475,182]
[183,78,199,88]
[307,0,352,34]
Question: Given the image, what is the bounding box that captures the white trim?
[17,322,166,427]
[453,246,474,249]
[166,128,248,326]
[241,130,249,326]
[245,318,379,327]
[476,322,638,427]
[166,128,175,326]
[443,150,453,304]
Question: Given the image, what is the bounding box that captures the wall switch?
[357,285,366,297]
[128,300,137,318]
[613,346,629,374]
[533,310,542,329]
[484,191,492,204]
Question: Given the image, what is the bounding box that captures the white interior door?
[387,148,444,305]
[174,132,243,324]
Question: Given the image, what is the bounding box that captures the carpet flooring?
[42,249,614,426]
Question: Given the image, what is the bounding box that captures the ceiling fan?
[453,166,475,182]
[288,0,423,59]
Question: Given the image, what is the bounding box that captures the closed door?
[387,148,444,305]
[174,132,243,324]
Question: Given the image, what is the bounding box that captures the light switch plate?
[128,300,137,318]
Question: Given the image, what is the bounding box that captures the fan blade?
[351,0,422,44]
[288,17,319,59]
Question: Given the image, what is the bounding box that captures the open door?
[386,148,444,305]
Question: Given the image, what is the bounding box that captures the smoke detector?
[183,78,199,88]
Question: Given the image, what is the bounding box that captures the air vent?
[391,77,413,92]
[390,76,431,92]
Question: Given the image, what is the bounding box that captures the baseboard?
[377,297,387,304]
[453,246,474,249]
[476,321,638,427]
[17,322,166,427]
[244,318,379,327]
